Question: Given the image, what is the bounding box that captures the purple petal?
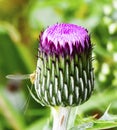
[39,23,91,56]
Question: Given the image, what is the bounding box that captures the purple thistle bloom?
[35,23,94,106]
[39,23,91,57]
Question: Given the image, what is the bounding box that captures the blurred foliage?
[0,0,117,130]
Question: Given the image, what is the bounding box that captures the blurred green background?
[0,0,117,130]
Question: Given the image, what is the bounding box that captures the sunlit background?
[0,0,117,130]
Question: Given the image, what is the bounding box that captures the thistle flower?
[35,23,94,107]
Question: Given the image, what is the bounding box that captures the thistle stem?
[52,106,76,130]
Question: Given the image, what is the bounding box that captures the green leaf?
[99,104,117,121]
[89,120,117,130]
[70,105,117,130]
[70,117,117,130]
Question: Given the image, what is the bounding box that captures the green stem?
[51,106,77,130]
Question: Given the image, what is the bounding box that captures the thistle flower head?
[35,23,94,107]
[39,23,91,57]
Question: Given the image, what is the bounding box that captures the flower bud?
[35,23,94,106]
